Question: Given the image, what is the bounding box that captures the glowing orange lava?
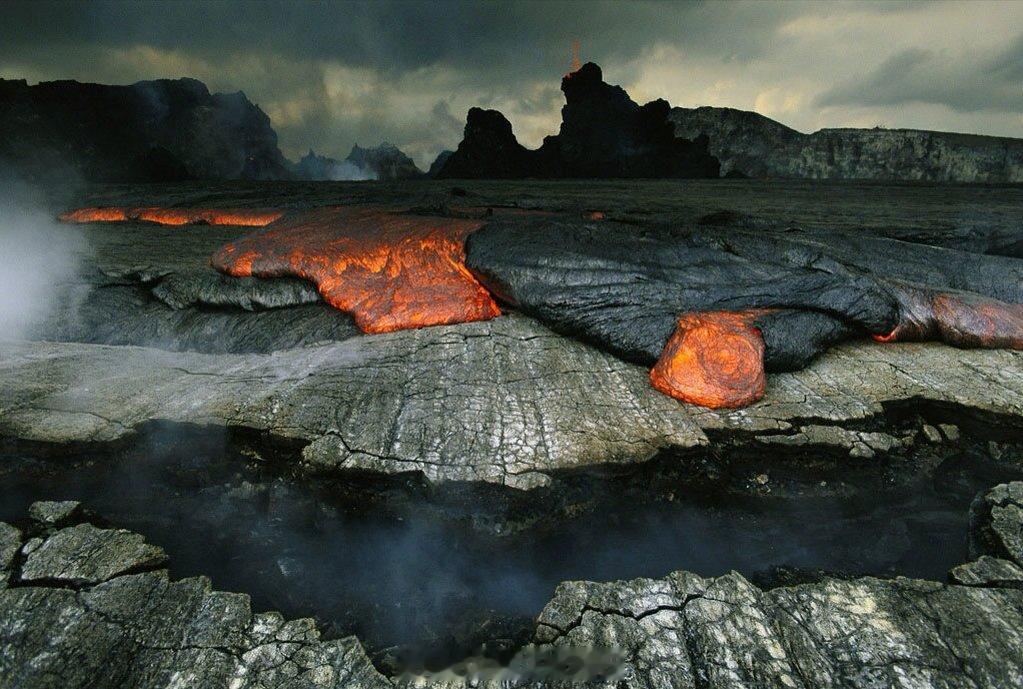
[59,206,284,227]
[650,310,774,409]
[873,283,1023,349]
[211,206,501,333]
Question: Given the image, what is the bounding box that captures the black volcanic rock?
[438,108,538,178]
[427,150,454,177]
[671,105,1023,182]
[0,77,290,183]
[438,63,719,179]
[466,218,1023,372]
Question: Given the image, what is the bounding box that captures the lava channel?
[59,207,284,227]
[650,310,774,409]
[211,206,501,333]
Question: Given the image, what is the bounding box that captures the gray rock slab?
[950,556,1023,586]
[2,323,1022,487]
[535,569,1023,688]
[19,523,167,585]
[27,499,83,526]
[0,521,391,689]
[971,481,1023,566]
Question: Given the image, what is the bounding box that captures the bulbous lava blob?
[211,206,501,334]
[59,207,284,227]
[874,282,1023,349]
[650,310,774,409]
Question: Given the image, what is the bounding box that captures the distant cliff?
[438,63,719,179]
[293,143,422,181]
[0,77,291,183]
[670,106,1023,182]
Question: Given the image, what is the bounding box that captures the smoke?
[328,160,377,181]
[0,180,88,340]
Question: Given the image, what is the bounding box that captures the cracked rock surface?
[2,324,1022,487]
[6,485,1023,688]
[970,481,1023,567]
[0,504,391,689]
[3,322,1022,487]
[531,480,1023,688]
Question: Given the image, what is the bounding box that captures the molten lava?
[59,207,284,227]
[874,283,1023,349]
[650,310,774,409]
[211,206,501,333]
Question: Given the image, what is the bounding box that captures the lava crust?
[211,206,501,333]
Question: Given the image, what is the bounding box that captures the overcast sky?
[2,0,1021,168]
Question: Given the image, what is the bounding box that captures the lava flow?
[59,206,284,227]
[211,206,501,333]
[650,310,774,409]
[873,282,1023,349]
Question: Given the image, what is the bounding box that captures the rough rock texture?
[950,556,1023,587]
[0,77,291,182]
[671,105,1023,182]
[970,482,1023,566]
[438,63,719,179]
[0,507,391,689]
[7,494,1023,689]
[19,523,167,586]
[466,218,1022,406]
[534,568,1023,688]
[2,323,1021,488]
[26,500,82,526]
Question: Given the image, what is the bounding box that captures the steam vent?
[5,4,1023,687]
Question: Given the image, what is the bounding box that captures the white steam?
[0,183,87,340]
[328,160,377,181]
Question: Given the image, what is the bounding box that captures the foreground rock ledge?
[4,486,1023,688]
[1,316,1021,488]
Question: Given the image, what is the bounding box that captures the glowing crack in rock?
[211,206,501,334]
[59,207,284,227]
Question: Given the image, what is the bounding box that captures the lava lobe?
[650,310,773,408]
[875,282,1023,349]
[59,206,284,227]
[211,206,501,333]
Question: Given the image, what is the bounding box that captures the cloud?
[817,37,1023,114]
[0,0,1021,166]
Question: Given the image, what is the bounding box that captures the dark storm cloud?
[1,1,1021,163]
[817,32,1023,114]
[0,0,798,80]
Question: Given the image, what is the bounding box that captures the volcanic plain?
[2,178,1023,688]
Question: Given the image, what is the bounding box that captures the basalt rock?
[0,505,391,689]
[2,327,1022,488]
[671,105,1023,182]
[6,492,1023,688]
[437,108,538,179]
[0,77,291,183]
[465,218,1023,406]
[438,63,719,179]
[533,568,1023,688]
